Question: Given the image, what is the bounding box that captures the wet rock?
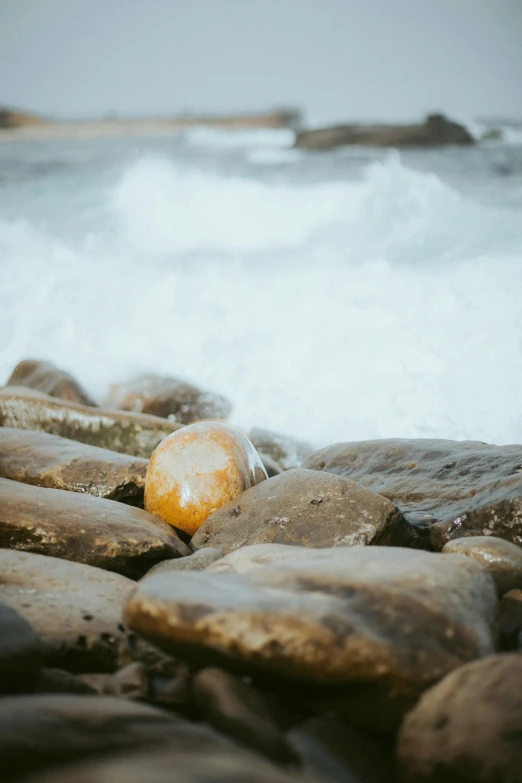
[145,421,267,536]
[259,451,284,477]
[249,427,314,470]
[104,661,150,699]
[0,694,185,782]
[18,741,309,783]
[0,428,148,504]
[0,602,43,694]
[0,549,134,671]
[397,653,522,783]
[192,667,295,763]
[497,589,522,650]
[0,478,190,577]
[295,114,474,150]
[442,536,522,595]
[192,468,408,553]
[35,668,98,695]
[303,438,522,548]
[105,373,232,424]
[142,548,223,579]
[6,358,97,406]
[0,386,180,458]
[149,668,194,715]
[287,715,397,783]
[124,545,496,732]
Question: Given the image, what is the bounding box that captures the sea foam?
[1,148,521,447]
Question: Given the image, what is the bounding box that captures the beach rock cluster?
[0,357,521,782]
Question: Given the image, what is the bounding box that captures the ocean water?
[1,122,522,447]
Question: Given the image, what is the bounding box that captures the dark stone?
[295,114,475,150]
[6,358,97,406]
[303,438,522,549]
[105,373,232,425]
[192,667,295,763]
[35,668,98,695]
[497,590,522,650]
[18,742,308,783]
[259,451,284,476]
[192,468,409,554]
[0,428,148,505]
[0,478,190,578]
[442,536,522,596]
[0,602,43,694]
[142,548,223,580]
[397,653,522,783]
[0,548,134,672]
[124,545,496,732]
[249,427,314,470]
[0,386,180,458]
[287,715,397,783]
[103,661,150,699]
[0,694,185,782]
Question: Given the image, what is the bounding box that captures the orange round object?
[144,421,268,536]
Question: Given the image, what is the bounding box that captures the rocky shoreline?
[0,359,521,782]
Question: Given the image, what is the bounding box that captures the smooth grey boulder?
[124,545,497,731]
[19,744,310,783]
[397,654,522,783]
[303,438,522,549]
[0,427,148,504]
[0,477,190,578]
[192,468,409,553]
[0,694,185,782]
[442,536,522,595]
[0,549,134,671]
[0,386,180,458]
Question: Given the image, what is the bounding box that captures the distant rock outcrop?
[0,108,45,129]
[294,113,475,150]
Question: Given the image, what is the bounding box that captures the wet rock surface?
[105,373,232,425]
[0,367,520,783]
[192,667,295,763]
[0,386,180,458]
[287,715,397,783]
[0,428,148,504]
[0,478,190,577]
[19,742,310,783]
[442,535,522,595]
[6,359,97,407]
[303,438,522,548]
[145,421,267,536]
[192,468,408,553]
[0,602,43,695]
[397,653,522,783]
[124,545,496,731]
[249,427,314,471]
[142,547,223,579]
[0,549,134,671]
[0,694,185,781]
[295,113,474,150]
[497,589,522,650]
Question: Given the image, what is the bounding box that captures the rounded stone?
[144,422,267,536]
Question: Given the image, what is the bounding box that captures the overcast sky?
[1,0,521,123]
